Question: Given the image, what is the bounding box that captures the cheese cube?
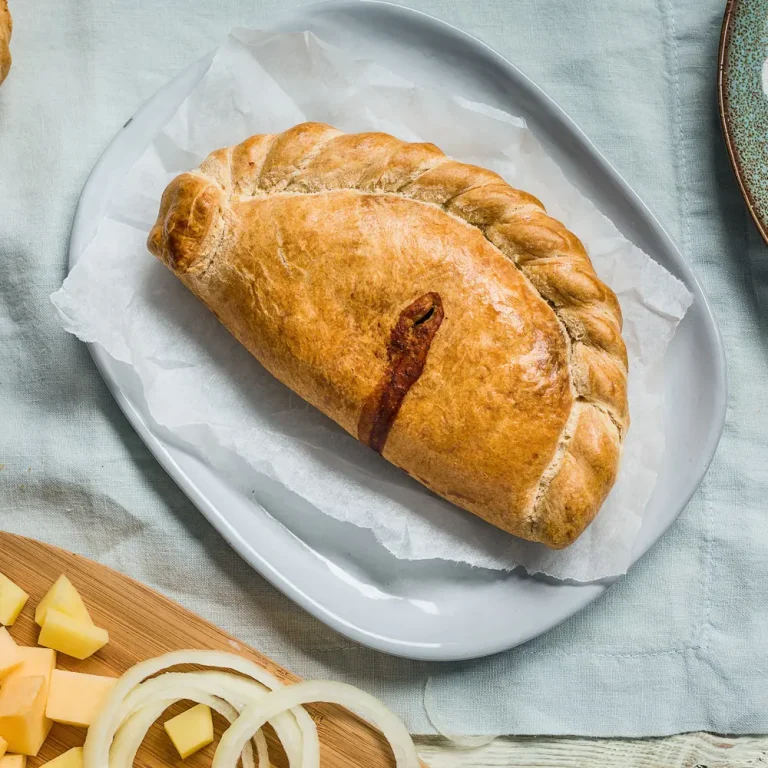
[4,648,56,690]
[46,670,116,727]
[0,675,52,755]
[0,756,26,768]
[35,576,92,627]
[0,575,28,627]
[38,610,108,661]
[0,736,7,759]
[164,703,214,759]
[39,747,83,768]
[0,629,19,680]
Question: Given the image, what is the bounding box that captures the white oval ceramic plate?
[69,0,726,661]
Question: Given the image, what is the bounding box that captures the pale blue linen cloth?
[0,0,762,736]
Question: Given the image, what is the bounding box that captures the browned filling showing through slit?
[358,292,445,454]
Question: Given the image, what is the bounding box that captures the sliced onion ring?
[119,671,304,767]
[84,651,316,768]
[110,685,268,768]
[214,680,420,768]
[84,650,418,768]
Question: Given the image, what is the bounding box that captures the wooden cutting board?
[0,532,427,768]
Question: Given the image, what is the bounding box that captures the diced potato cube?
[0,629,19,680]
[4,648,56,690]
[37,610,108,661]
[35,576,92,627]
[0,575,28,627]
[3,646,57,755]
[38,747,83,768]
[164,703,214,759]
[0,676,52,756]
[46,670,116,727]
[0,756,26,768]
[0,737,7,759]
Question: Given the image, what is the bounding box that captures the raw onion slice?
[115,672,298,768]
[110,685,268,768]
[214,680,420,768]
[84,650,316,768]
[119,671,263,716]
[85,650,419,768]
[111,692,266,768]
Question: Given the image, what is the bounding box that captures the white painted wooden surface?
[415,733,768,767]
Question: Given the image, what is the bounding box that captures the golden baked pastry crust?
[0,0,11,86]
[148,122,629,548]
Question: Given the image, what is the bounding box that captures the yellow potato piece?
[35,576,92,627]
[0,736,7,759]
[4,648,56,690]
[38,747,83,768]
[37,610,108,661]
[0,629,19,680]
[0,756,26,768]
[46,670,116,727]
[164,703,214,759]
[0,675,52,756]
[0,575,28,627]
[0,650,55,757]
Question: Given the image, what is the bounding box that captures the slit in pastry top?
[358,292,445,454]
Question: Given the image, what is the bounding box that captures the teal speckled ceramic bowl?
[720,0,768,244]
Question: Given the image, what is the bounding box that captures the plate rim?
[67,0,727,660]
[718,0,768,245]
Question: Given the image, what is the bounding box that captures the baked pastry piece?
[148,123,628,548]
[0,0,10,86]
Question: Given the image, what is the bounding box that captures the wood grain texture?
[416,733,768,767]
[0,532,427,768]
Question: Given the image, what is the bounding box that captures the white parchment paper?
[52,30,693,581]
